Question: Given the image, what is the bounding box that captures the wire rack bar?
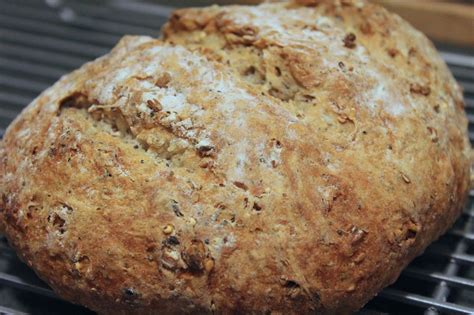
[0,272,57,299]
[380,288,474,315]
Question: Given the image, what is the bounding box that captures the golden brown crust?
[0,0,470,314]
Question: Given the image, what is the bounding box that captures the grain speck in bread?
[0,0,470,314]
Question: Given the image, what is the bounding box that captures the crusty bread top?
[0,0,470,314]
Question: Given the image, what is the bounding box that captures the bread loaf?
[0,0,470,313]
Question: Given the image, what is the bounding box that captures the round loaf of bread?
[0,0,470,314]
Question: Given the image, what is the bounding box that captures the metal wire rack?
[0,0,473,314]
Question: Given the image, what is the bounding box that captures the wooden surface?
[374,0,474,46]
